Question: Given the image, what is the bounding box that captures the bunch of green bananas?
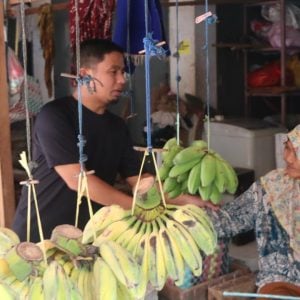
[159,139,238,205]
[83,199,217,293]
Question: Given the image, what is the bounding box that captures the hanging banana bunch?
[82,178,218,292]
[0,225,142,300]
[159,138,239,205]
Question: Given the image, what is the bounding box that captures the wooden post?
[0,1,16,227]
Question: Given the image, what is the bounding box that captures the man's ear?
[79,67,91,77]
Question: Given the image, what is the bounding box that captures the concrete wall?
[169,3,217,109]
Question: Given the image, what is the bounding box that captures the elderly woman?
[209,124,300,298]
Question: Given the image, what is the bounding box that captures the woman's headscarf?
[261,125,300,261]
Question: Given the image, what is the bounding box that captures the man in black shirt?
[12,39,205,242]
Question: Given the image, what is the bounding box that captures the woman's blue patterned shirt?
[208,181,300,288]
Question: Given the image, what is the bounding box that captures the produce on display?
[159,138,238,204]
[0,226,141,299]
[83,177,218,294]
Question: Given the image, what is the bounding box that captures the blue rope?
[143,0,167,151]
[76,76,92,171]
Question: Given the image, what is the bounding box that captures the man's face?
[87,51,126,105]
[284,139,300,179]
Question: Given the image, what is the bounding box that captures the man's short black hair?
[73,39,124,68]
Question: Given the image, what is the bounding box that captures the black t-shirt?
[13,96,141,242]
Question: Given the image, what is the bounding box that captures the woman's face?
[284,139,300,179]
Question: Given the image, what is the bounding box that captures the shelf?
[247,86,300,96]
[213,43,300,54]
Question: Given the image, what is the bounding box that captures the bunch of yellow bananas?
[83,200,217,293]
[159,139,238,204]
[0,225,142,300]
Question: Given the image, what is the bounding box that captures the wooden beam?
[0,1,16,227]
[24,2,68,15]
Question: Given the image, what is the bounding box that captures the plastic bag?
[261,2,300,29]
[247,61,294,88]
[287,55,300,87]
[267,23,300,52]
[7,47,24,97]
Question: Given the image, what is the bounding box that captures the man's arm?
[55,163,134,209]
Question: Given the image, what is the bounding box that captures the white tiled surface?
[229,240,259,272]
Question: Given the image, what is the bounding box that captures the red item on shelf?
[247,61,294,87]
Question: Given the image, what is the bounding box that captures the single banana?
[209,184,223,205]
[221,160,238,194]
[0,258,11,279]
[0,281,16,300]
[167,184,182,199]
[69,264,80,285]
[168,158,201,178]
[99,240,140,290]
[162,144,183,167]
[200,153,216,187]
[125,221,147,254]
[198,184,212,201]
[163,177,178,194]
[115,218,143,248]
[65,275,82,300]
[161,215,203,277]
[52,261,73,299]
[28,276,45,300]
[173,146,206,166]
[176,171,189,183]
[6,276,29,299]
[82,265,94,300]
[133,222,152,300]
[93,215,137,246]
[191,140,208,149]
[147,220,166,290]
[184,204,218,246]
[0,228,20,257]
[166,208,217,256]
[82,205,131,244]
[116,282,135,300]
[214,158,226,193]
[76,264,90,299]
[180,178,189,194]
[42,260,58,300]
[161,138,179,161]
[93,257,117,300]
[61,259,75,277]
[156,217,185,287]
[187,162,202,194]
[158,164,171,181]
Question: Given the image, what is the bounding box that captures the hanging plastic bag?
[261,2,300,29]
[7,46,24,97]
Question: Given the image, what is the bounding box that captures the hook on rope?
[139,33,167,59]
[20,179,40,187]
[61,72,104,94]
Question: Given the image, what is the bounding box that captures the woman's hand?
[166,193,219,211]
